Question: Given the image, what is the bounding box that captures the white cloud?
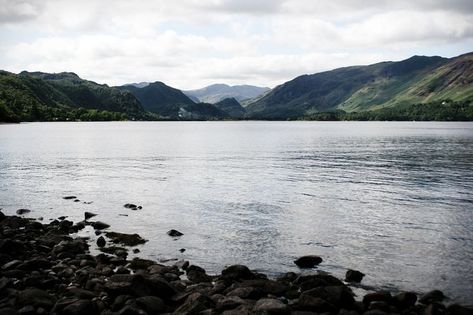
[1,0,472,89]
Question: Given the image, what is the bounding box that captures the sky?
[1,0,473,90]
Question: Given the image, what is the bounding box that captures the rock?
[124,203,137,209]
[84,212,97,220]
[167,229,184,237]
[105,274,149,297]
[216,296,246,312]
[226,287,265,300]
[91,221,110,230]
[179,248,186,253]
[173,292,215,314]
[253,298,290,314]
[117,306,147,315]
[135,296,165,313]
[16,209,31,215]
[187,265,212,283]
[221,264,256,280]
[96,236,106,247]
[296,294,336,313]
[63,196,77,200]
[294,255,322,268]
[392,292,417,309]
[133,249,140,253]
[105,232,147,246]
[18,305,35,314]
[61,300,98,315]
[129,258,155,270]
[295,274,345,291]
[345,269,365,282]
[303,285,355,310]
[74,199,80,202]
[58,216,67,220]
[16,288,56,309]
[0,308,19,315]
[363,292,392,307]
[447,304,473,315]
[239,279,288,296]
[425,302,447,315]
[0,210,5,221]
[419,290,444,304]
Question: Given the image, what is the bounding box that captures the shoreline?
[0,210,471,314]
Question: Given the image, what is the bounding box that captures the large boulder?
[105,232,147,246]
[172,292,214,314]
[221,265,256,281]
[345,269,365,283]
[16,288,56,309]
[419,290,444,305]
[294,256,322,268]
[253,298,290,314]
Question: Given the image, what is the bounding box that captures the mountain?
[119,82,225,119]
[123,82,150,88]
[213,97,246,118]
[184,84,270,104]
[0,71,147,122]
[246,53,473,119]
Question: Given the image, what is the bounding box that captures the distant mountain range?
[1,52,472,122]
[183,84,270,104]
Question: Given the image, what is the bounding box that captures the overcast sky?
[1,0,472,89]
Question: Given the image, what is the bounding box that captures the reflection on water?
[0,121,472,303]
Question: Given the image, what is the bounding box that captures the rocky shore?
[0,210,471,315]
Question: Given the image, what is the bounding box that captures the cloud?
[0,0,472,89]
[0,0,43,24]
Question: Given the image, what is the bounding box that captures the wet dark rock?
[240,279,288,296]
[167,229,184,237]
[221,264,256,281]
[133,248,140,253]
[294,255,322,268]
[345,269,365,283]
[296,293,336,312]
[253,298,290,314]
[0,210,5,221]
[129,258,155,270]
[0,308,19,315]
[16,288,56,309]
[216,296,246,312]
[84,212,97,220]
[226,286,265,300]
[16,209,31,215]
[419,290,445,305]
[173,292,215,314]
[363,292,392,307]
[63,196,77,200]
[135,296,165,313]
[105,232,147,246]
[425,302,447,315]
[96,236,106,248]
[117,305,147,315]
[303,285,355,310]
[74,199,80,202]
[18,305,35,315]
[124,204,137,209]
[91,221,110,230]
[447,304,473,315]
[392,291,417,309]
[295,274,345,291]
[187,265,212,283]
[58,216,67,220]
[61,299,98,315]
[179,248,186,253]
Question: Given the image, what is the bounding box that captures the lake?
[0,121,472,303]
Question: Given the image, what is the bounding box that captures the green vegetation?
[246,53,473,119]
[303,100,473,121]
[1,52,473,122]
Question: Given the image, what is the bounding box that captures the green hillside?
[0,71,148,122]
[119,82,225,119]
[246,53,473,119]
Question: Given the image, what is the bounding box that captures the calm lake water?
[0,121,472,303]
